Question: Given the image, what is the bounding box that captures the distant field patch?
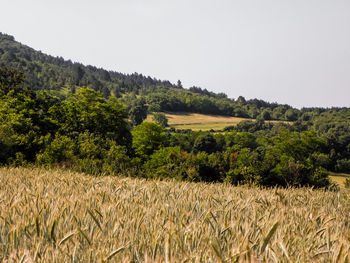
[146,112,251,131]
[146,112,290,131]
[330,173,350,188]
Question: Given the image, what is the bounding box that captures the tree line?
[2,66,350,189]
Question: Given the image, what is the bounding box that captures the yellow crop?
[0,167,349,262]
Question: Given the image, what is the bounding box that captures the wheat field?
[0,167,349,262]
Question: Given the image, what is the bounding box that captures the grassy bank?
[0,167,349,262]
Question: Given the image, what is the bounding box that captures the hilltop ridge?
[1,32,302,120]
[1,32,350,125]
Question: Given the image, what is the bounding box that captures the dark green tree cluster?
[292,108,350,173]
[0,67,132,175]
[137,87,296,119]
[0,32,173,97]
[149,128,331,187]
[127,97,148,127]
[152,112,168,128]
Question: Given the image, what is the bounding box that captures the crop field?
[0,167,349,262]
[145,112,251,131]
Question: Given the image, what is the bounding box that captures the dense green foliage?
[0,67,132,175]
[1,32,350,188]
[0,66,342,188]
[152,112,168,128]
[0,33,173,98]
[132,122,168,159]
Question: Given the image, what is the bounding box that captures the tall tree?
[132,122,168,158]
[53,87,132,147]
[152,112,168,128]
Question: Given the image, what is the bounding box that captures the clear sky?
[1,0,350,108]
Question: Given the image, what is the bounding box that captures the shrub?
[311,167,330,188]
[144,146,186,180]
[36,135,75,165]
[102,144,132,175]
[185,151,220,182]
[193,133,217,154]
[344,178,350,188]
[152,112,168,128]
[270,156,311,187]
[132,122,168,158]
[335,159,350,173]
[144,147,221,182]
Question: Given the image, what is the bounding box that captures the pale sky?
[1,0,350,108]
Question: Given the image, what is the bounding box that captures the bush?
[0,125,15,164]
[132,122,168,158]
[225,148,260,185]
[344,178,350,188]
[193,133,217,154]
[77,132,104,159]
[36,135,75,165]
[311,167,330,188]
[152,112,168,128]
[272,156,312,186]
[144,147,221,182]
[311,152,331,169]
[144,146,186,180]
[102,144,132,175]
[335,159,350,173]
[185,151,220,182]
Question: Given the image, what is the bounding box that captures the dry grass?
[146,112,291,131]
[0,167,349,262]
[145,112,250,131]
[330,173,350,189]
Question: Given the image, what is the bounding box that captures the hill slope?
[1,32,301,120]
[1,33,350,139]
[0,32,175,97]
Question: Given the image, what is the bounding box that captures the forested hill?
[1,32,350,122]
[1,32,350,177]
[0,32,175,96]
[1,32,300,120]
